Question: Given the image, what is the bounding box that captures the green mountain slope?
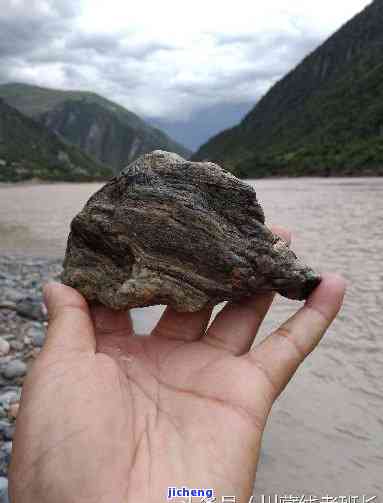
[0,83,190,173]
[0,98,111,182]
[193,0,383,177]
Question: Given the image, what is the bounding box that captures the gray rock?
[0,298,47,322]
[27,323,46,347]
[9,340,23,352]
[0,477,8,501]
[32,333,45,347]
[2,360,27,380]
[0,390,20,409]
[0,442,12,478]
[0,339,10,357]
[0,448,12,480]
[1,443,12,457]
[0,452,8,478]
[62,150,321,312]
[1,288,24,303]
[0,421,15,441]
[15,298,47,321]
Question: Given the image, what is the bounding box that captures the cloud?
[0,0,78,84]
[0,0,373,148]
[65,32,172,59]
[0,1,76,58]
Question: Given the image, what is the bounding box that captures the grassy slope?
[193,0,383,177]
[0,83,191,160]
[0,99,112,182]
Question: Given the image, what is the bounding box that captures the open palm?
[10,234,345,503]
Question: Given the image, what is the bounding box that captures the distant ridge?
[193,0,383,177]
[0,98,111,182]
[0,83,190,174]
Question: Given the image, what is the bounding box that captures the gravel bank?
[0,255,62,501]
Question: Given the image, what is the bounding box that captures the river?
[0,178,382,498]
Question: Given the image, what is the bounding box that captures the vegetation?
[0,99,112,182]
[193,0,383,177]
[0,83,190,174]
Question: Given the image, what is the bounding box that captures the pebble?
[0,449,8,476]
[2,360,27,380]
[0,340,10,357]
[9,340,23,352]
[0,477,8,502]
[27,323,45,348]
[15,298,47,322]
[0,390,20,410]
[0,422,15,441]
[2,287,24,303]
[1,443,12,457]
[0,444,12,478]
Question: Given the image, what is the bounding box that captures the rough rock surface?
[62,150,321,312]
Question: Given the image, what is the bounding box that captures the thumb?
[43,282,96,353]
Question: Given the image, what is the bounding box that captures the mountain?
[0,98,111,182]
[193,0,383,177]
[0,83,190,173]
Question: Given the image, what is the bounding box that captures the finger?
[43,282,95,353]
[152,305,213,341]
[91,304,134,338]
[246,273,346,404]
[204,226,291,355]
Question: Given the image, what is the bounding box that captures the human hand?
[9,228,346,503]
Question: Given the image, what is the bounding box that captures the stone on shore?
[26,323,46,348]
[0,341,9,358]
[0,477,8,503]
[2,360,27,380]
[14,298,47,321]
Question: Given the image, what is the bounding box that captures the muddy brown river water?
[0,178,382,498]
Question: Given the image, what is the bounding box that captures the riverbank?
[0,255,62,499]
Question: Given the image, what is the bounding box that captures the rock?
[0,339,10,357]
[0,477,8,502]
[2,360,27,380]
[0,390,20,410]
[62,151,321,312]
[1,443,12,457]
[14,297,47,321]
[0,421,15,441]
[27,323,45,348]
[1,288,24,303]
[0,442,12,478]
[23,336,31,346]
[0,444,12,478]
[9,340,23,352]
[0,450,9,477]
[32,334,45,347]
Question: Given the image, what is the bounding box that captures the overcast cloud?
[0,0,372,149]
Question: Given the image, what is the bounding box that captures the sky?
[0,0,373,150]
